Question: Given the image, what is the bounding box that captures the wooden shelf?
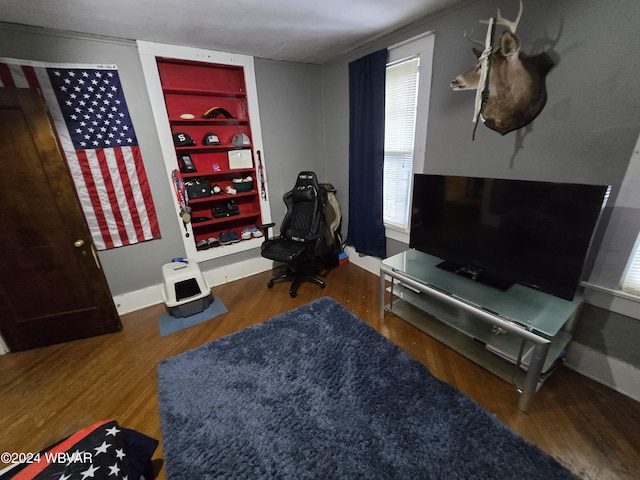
[191,210,261,228]
[187,190,257,204]
[163,87,246,98]
[175,143,251,153]
[170,118,249,126]
[157,56,244,70]
[154,53,265,260]
[181,168,254,179]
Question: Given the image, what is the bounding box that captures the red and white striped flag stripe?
[0,58,160,250]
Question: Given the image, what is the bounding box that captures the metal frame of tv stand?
[380,263,556,413]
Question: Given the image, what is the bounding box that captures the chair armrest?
[259,223,276,239]
[305,232,323,242]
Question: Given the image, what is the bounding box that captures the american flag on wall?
[0,58,161,250]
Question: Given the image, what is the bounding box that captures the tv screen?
[409,174,610,301]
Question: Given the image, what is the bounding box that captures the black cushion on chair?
[292,185,316,202]
[261,238,307,263]
[260,172,327,297]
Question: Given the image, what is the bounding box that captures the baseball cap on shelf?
[173,132,196,146]
[202,107,234,119]
[232,133,251,147]
[202,132,221,145]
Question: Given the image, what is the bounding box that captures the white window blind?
[383,56,419,230]
[622,235,640,295]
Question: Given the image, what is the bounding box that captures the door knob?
[74,239,85,248]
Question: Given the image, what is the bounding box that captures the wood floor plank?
[1,262,639,479]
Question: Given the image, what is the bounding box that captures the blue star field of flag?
[5,420,158,479]
[47,68,138,150]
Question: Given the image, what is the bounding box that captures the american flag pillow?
[1,420,158,480]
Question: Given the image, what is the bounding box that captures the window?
[382,33,434,240]
[582,134,640,318]
[383,56,419,230]
[622,234,640,295]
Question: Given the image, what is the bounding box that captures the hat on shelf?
[202,107,233,119]
[173,132,196,146]
[202,132,221,145]
[232,133,251,147]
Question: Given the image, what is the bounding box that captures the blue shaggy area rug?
[157,297,579,479]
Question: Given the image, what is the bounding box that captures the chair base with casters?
[267,265,326,298]
[260,223,327,298]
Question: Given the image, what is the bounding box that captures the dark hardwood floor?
[1,262,639,479]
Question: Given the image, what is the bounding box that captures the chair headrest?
[293,172,319,189]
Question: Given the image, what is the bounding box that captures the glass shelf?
[382,250,583,338]
[381,250,584,412]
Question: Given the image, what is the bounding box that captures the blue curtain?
[347,48,388,259]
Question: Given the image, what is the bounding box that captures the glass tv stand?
[380,250,583,412]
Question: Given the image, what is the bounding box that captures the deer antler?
[464,29,486,47]
[480,0,523,33]
[496,0,523,32]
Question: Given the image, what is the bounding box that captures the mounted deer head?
[450,1,554,135]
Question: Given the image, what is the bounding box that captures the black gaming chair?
[260,172,327,298]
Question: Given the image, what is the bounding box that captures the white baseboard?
[112,283,164,316]
[113,256,274,315]
[344,246,381,276]
[564,342,640,403]
[0,257,274,354]
[5,249,640,405]
[115,248,379,316]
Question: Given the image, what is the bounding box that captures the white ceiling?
[0,0,466,64]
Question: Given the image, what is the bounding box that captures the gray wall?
[575,304,640,366]
[0,23,321,296]
[1,0,639,367]
[319,0,640,366]
[322,0,640,233]
[0,24,181,296]
[254,58,325,230]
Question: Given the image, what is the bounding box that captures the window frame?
[583,134,640,319]
[383,33,435,244]
[622,234,640,295]
[383,55,420,232]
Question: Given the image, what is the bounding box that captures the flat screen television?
[409,174,610,301]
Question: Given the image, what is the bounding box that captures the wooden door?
[0,88,121,352]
